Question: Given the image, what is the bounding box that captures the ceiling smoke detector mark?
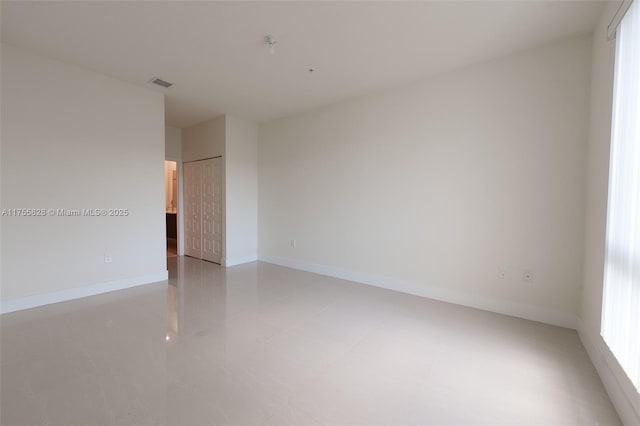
[264,35,277,55]
[149,77,173,88]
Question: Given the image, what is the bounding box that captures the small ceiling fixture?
[149,77,173,88]
[264,35,277,55]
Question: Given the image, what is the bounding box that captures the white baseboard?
[225,255,258,267]
[578,322,640,426]
[258,255,578,329]
[0,271,169,314]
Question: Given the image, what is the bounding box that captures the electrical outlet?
[290,239,297,248]
[104,254,113,263]
[523,269,533,283]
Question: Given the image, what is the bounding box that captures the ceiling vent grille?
[149,77,173,88]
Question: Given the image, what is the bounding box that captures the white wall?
[258,35,592,328]
[165,125,182,160]
[182,115,227,263]
[578,4,640,424]
[181,115,258,267]
[0,43,167,311]
[225,116,258,266]
[182,116,225,162]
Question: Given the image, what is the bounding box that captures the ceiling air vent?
[149,77,173,88]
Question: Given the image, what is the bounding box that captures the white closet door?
[183,161,202,259]
[202,157,223,263]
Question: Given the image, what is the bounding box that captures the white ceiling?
[1,1,606,128]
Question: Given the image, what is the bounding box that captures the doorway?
[165,160,178,257]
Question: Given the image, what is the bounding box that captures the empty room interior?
[1,1,640,425]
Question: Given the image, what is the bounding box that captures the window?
[602,0,640,391]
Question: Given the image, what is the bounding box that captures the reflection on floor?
[0,257,621,425]
[166,238,177,257]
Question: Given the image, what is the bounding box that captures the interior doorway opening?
[165,160,178,257]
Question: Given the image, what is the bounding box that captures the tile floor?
[0,256,621,425]
[166,239,178,258]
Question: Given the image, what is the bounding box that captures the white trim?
[258,255,578,329]
[225,255,258,267]
[608,0,635,40]
[578,321,640,426]
[0,271,168,314]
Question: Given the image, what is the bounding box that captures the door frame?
[182,156,224,264]
[165,156,184,256]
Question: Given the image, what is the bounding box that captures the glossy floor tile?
[167,239,178,258]
[1,257,621,425]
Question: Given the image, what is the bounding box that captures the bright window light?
[601,0,640,391]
